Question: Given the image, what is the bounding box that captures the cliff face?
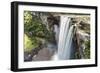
[71,17,90,59]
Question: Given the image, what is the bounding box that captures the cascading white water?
[58,16,75,60]
[63,25,74,59]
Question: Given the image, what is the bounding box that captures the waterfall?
[58,16,75,60]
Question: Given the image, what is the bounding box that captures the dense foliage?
[84,40,90,59]
[24,11,55,52]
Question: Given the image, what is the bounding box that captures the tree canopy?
[24,11,55,52]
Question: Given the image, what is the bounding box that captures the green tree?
[24,11,54,52]
[84,40,90,59]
